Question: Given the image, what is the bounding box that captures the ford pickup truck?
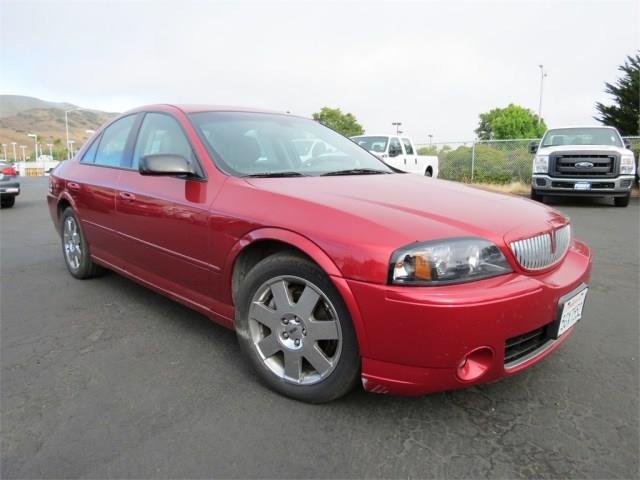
[351,135,438,177]
[530,126,635,207]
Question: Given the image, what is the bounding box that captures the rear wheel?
[614,193,630,207]
[425,167,433,177]
[235,252,359,403]
[1,196,15,208]
[530,189,544,203]
[60,207,105,279]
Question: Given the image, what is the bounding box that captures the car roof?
[546,125,619,131]
[352,134,405,138]
[125,104,287,116]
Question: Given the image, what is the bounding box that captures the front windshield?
[351,136,389,153]
[189,112,392,176]
[541,128,622,147]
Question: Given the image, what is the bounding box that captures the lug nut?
[283,332,289,339]
[282,318,289,325]
[302,329,307,335]
[294,339,300,346]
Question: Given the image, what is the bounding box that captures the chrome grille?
[509,225,571,270]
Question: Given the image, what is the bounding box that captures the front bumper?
[532,174,634,196]
[0,182,20,196]
[350,240,592,395]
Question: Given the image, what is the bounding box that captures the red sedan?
[47,105,592,403]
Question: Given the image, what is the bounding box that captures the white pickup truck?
[351,135,439,177]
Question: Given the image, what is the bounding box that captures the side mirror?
[529,141,539,154]
[139,154,196,177]
[623,139,631,149]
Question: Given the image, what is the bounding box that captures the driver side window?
[132,113,193,170]
[389,137,402,157]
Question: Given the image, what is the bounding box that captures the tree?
[595,53,640,135]
[312,107,364,137]
[475,104,546,140]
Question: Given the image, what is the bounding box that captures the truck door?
[387,137,404,170]
[402,137,417,171]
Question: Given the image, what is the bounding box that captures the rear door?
[114,111,215,307]
[401,137,418,171]
[69,114,139,262]
[387,137,404,170]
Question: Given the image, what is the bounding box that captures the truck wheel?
[614,193,630,207]
[425,167,433,177]
[235,252,360,403]
[1,196,16,208]
[530,189,544,203]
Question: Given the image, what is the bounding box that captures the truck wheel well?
[426,166,433,176]
[57,199,71,220]
[231,240,313,304]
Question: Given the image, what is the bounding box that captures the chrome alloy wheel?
[63,216,82,270]
[248,275,342,385]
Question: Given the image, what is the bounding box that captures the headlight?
[620,155,636,175]
[390,237,513,286]
[533,155,549,174]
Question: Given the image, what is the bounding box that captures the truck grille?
[551,154,616,177]
[504,327,550,366]
[509,225,571,270]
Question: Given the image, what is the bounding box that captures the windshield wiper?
[243,171,307,178]
[321,168,391,176]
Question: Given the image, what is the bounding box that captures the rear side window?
[94,115,136,167]
[402,138,414,155]
[81,136,100,164]
[132,113,193,169]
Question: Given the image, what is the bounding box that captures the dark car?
[0,162,20,208]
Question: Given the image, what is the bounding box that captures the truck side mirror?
[623,139,631,149]
[529,142,539,154]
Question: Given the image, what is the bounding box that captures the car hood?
[538,144,628,155]
[239,174,568,281]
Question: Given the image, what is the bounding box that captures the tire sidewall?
[235,253,360,403]
[60,208,93,278]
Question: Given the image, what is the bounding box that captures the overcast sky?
[1,0,638,142]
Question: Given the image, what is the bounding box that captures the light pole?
[68,140,76,158]
[1,144,6,161]
[428,134,433,145]
[27,133,40,173]
[10,142,17,162]
[20,145,26,161]
[47,143,54,160]
[65,108,87,160]
[392,122,402,136]
[538,64,547,123]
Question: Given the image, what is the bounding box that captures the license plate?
[574,182,591,191]
[556,288,588,337]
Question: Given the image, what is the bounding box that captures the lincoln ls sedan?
[47,105,592,403]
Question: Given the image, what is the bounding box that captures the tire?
[1,196,16,208]
[60,207,105,279]
[614,193,630,207]
[235,252,360,403]
[530,189,544,203]
[425,168,433,177]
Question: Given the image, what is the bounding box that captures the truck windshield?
[189,112,392,177]
[351,136,389,153]
[541,128,622,147]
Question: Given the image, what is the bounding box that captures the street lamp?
[27,133,41,173]
[428,134,433,145]
[68,140,76,158]
[10,142,17,162]
[538,64,547,123]
[391,122,402,136]
[1,144,6,161]
[19,145,26,161]
[47,143,54,160]
[65,108,87,160]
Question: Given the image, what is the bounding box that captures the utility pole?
[538,64,547,123]
[65,108,86,160]
[27,134,39,173]
[47,143,54,160]
[1,144,6,161]
[428,134,433,145]
[68,140,75,158]
[20,145,26,161]
[11,142,17,162]
[392,122,402,136]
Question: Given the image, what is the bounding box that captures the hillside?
[0,95,117,160]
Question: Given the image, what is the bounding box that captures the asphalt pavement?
[2,177,638,479]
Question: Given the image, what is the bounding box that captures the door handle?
[118,191,136,202]
[67,182,81,191]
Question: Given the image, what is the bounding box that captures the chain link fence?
[415,136,640,185]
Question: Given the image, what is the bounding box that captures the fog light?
[536,178,546,187]
[456,347,494,382]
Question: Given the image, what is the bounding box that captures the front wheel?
[1,196,15,208]
[530,189,544,203]
[235,253,360,403]
[60,207,105,279]
[614,193,630,207]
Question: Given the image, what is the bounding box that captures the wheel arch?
[225,228,370,356]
